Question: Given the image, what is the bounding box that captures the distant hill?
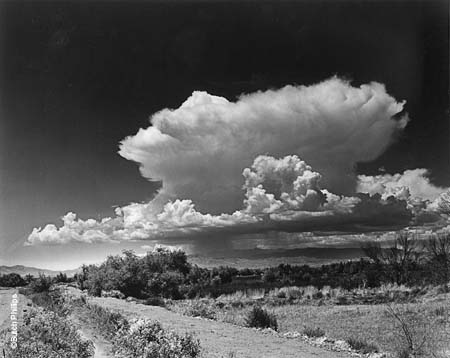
[189,247,365,269]
[0,265,79,277]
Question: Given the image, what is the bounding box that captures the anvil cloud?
[29,77,439,246]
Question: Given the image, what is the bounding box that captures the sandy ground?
[90,296,350,358]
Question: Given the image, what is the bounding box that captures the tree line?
[1,233,449,298]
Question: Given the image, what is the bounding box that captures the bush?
[313,291,323,299]
[385,303,448,358]
[3,307,94,358]
[183,301,216,320]
[85,303,129,339]
[84,302,201,357]
[53,272,69,283]
[245,306,278,331]
[303,327,325,338]
[347,337,378,353]
[0,273,25,287]
[145,296,166,307]
[29,274,52,293]
[114,319,201,358]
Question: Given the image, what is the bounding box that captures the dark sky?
[0,0,448,262]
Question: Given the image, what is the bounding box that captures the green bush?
[245,306,278,331]
[303,326,325,338]
[347,337,378,353]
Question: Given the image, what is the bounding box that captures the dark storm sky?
[0,0,449,255]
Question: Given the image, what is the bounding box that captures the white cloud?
[28,154,411,245]
[28,78,423,246]
[357,169,446,203]
[27,212,123,245]
[119,77,407,214]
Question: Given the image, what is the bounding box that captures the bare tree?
[361,241,383,264]
[425,234,450,287]
[362,233,422,284]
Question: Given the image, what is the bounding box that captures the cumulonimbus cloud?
[28,154,413,245]
[119,77,408,214]
[30,77,442,246]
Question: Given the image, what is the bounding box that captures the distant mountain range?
[0,265,80,277]
[0,247,366,274]
[189,247,366,269]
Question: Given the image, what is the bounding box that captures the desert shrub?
[3,307,94,358]
[29,274,52,293]
[29,287,70,316]
[101,289,125,299]
[53,272,69,283]
[183,300,216,320]
[347,337,378,353]
[114,319,201,358]
[245,306,278,331]
[85,302,201,357]
[145,296,166,307]
[0,273,25,287]
[303,326,325,338]
[313,291,323,299]
[85,303,129,339]
[385,303,448,357]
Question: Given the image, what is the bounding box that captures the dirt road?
[0,288,29,353]
[70,305,113,358]
[90,296,350,358]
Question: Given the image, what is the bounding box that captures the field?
[1,243,450,358]
[167,286,450,357]
[0,288,31,355]
[85,294,351,358]
[1,282,449,357]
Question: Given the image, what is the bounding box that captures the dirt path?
[70,305,113,358]
[0,288,30,353]
[90,296,350,358]
[0,288,29,329]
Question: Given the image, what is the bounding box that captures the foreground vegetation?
[1,232,449,358]
[78,299,201,358]
[167,284,449,357]
[1,294,94,358]
[1,284,201,358]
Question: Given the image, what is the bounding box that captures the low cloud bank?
[27,77,448,246]
[29,155,428,246]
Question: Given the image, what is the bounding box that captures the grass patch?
[181,300,217,320]
[303,326,325,338]
[347,337,378,353]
